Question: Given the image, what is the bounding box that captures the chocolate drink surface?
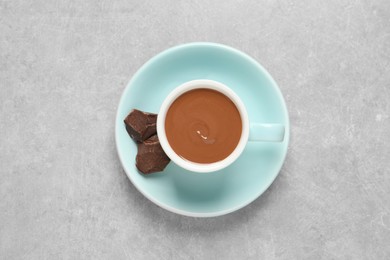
[165,88,242,164]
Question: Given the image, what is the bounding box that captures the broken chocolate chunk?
[124,109,157,142]
[136,135,170,174]
[124,109,171,174]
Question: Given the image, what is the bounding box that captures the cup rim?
[157,79,249,173]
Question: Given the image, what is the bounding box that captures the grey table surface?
[1,0,390,259]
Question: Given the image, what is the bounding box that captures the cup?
[157,79,285,173]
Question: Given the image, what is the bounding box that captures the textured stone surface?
[1,0,390,259]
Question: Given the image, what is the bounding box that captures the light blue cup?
[116,42,289,217]
[156,79,285,173]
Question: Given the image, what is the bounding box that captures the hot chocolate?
[165,88,242,164]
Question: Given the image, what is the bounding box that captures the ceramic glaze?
[115,42,290,217]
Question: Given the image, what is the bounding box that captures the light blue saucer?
[115,43,289,217]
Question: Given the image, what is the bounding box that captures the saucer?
[115,43,289,217]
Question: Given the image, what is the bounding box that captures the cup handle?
[249,123,285,142]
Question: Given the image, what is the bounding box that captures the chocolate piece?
[124,109,157,142]
[136,135,170,174]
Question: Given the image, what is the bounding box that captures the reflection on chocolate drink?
[165,88,242,164]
